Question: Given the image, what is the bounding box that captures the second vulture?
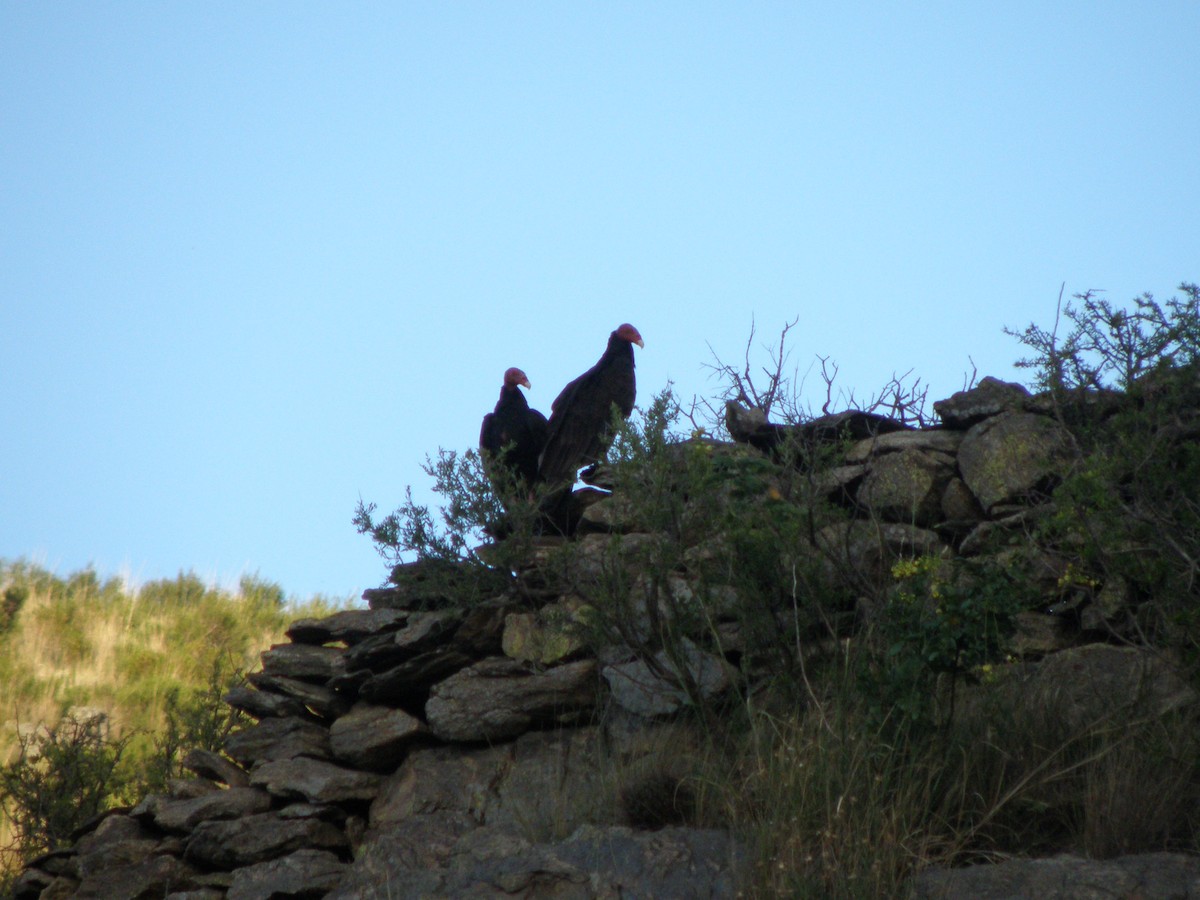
[479,367,548,489]
[537,323,644,487]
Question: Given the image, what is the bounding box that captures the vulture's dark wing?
[537,328,639,487]
[481,379,548,487]
[479,412,497,452]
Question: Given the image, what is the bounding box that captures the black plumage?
[480,367,548,488]
[537,323,643,487]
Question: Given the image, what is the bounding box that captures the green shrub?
[0,713,133,868]
[0,586,26,635]
[1007,284,1200,669]
[865,555,1030,731]
[140,660,247,797]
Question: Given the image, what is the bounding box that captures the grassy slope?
[0,560,351,753]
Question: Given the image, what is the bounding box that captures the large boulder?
[424,657,599,742]
[934,376,1031,429]
[603,640,732,717]
[855,448,956,527]
[957,411,1072,512]
[328,702,427,772]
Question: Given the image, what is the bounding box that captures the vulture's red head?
[615,323,644,348]
[503,367,532,389]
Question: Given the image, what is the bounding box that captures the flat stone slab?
[247,672,352,719]
[223,716,331,766]
[184,810,347,870]
[224,685,309,720]
[286,608,408,645]
[425,657,598,742]
[846,428,964,462]
[137,787,272,833]
[226,849,347,900]
[259,643,345,683]
[329,702,427,772]
[183,748,250,788]
[250,756,383,804]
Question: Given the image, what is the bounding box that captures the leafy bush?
[1007,283,1199,391]
[865,555,1029,730]
[0,713,133,869]
[140,660,248,797]
[0,586,26,635]
[1007,284,1200,668]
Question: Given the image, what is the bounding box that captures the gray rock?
[957,411,1072,512]
[1010,611,1073,657]
[362,558,487,610]
[812,463,868,501]
[8,866,61,900]
[249,756,383,804]
[1017,643,1197,730]
[259,643,345,683]
[501,601,588,666]
[328,702,426,772]
[357,646,475,705]
[816,520,946,589]
[913,851,1200,899]
[454,598,515,654]
[73,853,199,900]
[184,810,348,869]
[332,823,744,900]
[226,849,347,900]
[372,726,614,842]
[726,401,908,457]
[369,741,511,827]
[561,532,667,594]
[142,787,273,834]
[958,506,1054,556]
[845,427,964,462]
[342,609,462,672]
[182,748,249,787]
[939,476,985,523]
[164,777,221,800]
[327,813,474,899]
[74,813,164,879]
[603,641,732,717]
[246,672,352,719]
[577,493,638,532]
[286,608,408,645]
[223,716,331,766]
[856,448,955,527]
[224,684,310,720]
[934,376,1031,429]
[425,657,598,742]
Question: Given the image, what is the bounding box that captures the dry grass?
[698,658,1200,898]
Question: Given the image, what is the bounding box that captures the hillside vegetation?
[0,562,348,878]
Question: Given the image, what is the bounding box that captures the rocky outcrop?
[9,579,745,900]
[914,852,1200,899]
[13,372,1198,899]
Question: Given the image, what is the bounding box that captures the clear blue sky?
[2,3,1196,601]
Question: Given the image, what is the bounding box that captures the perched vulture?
[537,323,643,487]
[479,367,548,488]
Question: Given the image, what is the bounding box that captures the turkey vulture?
[537,323,643,488]
[479,367,548,489]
